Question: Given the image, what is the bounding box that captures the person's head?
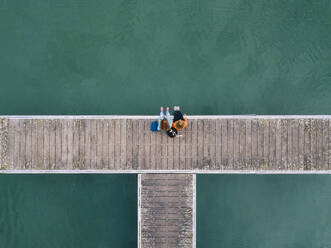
[175,120,185,129]
[160,118,170,131]
[167,127,177,138]
[174,106,180,111]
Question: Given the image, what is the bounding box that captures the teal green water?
[197,175,331,247]
[0,0,330,115]
[0,175,137,248]
[0,0,331,247]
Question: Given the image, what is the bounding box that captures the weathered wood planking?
[139,174,194,248]
[0,116,330,171]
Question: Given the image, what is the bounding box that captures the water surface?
[0,174,137,248]
[0,0,330,115]
[197,175,331,247]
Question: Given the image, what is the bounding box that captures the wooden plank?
[287,120,293,170]
[257,119,265,170]
[84,119,91,169]
[143,120,150,169]
[61,119,69,169]
[19,120,26,169]
[215,119,221,169]
[137,119,144,170]
[281,119,288,170]
[154,125,161,170]
[291,120,299,170]
[125,119,133,170]
[131,119,139,169]
[79,120,86,169]
[233,119,240,170]
[315,119,323,170]
[42,120,50,170]
[311,119,319,170]
[30,120,37,169]
[197,120,204,169]
[120,119,127,169]
[0,119,5,169]
[113,119,121,169]
[24,119,32,169]
[173,125,180,170]
[96,120,103,169]
[268,119,276,170]
[49,120,56,170]
[160,128,166,170]
[72,120,79,169]
[191,119,198,170]
[185,119,192,170]
[100,120,108,169]
[221,119,228,169]
[108,119,115,169]
[34,120,43,170]
[167,129,174,170]
[304,119,312,170]
[328,119,331,170]
[7,119,15,169]
[67,119,74,169]
[298,119,305,170]
[179,123,187,170]
[238,119,246,169]
[202,120,210,169]
[90,119,97,169]
[76,120,83,169]
[227,119,234,170]
[149,121,156,170]
[209,119,217,169]
[275,119,282,170]
[263,120,269,170]
[55,120,62,169]
[12,119,20,169]
[251,119,258,170]
[321,119,328,170]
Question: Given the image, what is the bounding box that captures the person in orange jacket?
[172,106,188,131]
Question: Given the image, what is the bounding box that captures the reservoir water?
[0,0,330,247]
[0,175,137,248]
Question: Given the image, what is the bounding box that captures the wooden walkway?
[138,174,195,248]
[0,116,330,172]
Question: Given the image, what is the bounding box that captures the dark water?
[197,175,331,247]
[0,0,330,247]
[0,175,137,248]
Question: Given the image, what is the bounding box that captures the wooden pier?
[0,116,330,172]
[138,174,195,248]
[1,115,330,248]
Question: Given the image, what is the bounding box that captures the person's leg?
[157,107,164,131]
[166,107,172,127]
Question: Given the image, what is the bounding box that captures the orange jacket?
[173,117,188,130]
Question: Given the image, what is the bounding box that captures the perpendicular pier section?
[0,115,330,173]
[138,174,195,248]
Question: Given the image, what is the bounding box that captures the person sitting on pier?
[157,107,172,131]
[173,106,188,131]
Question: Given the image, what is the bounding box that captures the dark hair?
[167,127,178,138]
